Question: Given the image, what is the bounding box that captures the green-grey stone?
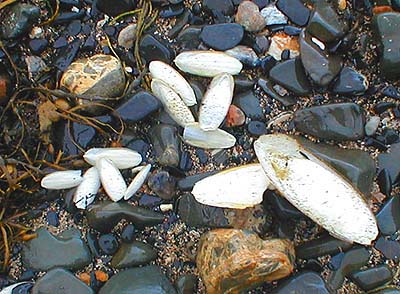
[21,228,91,271]
[111,241,157,269]
[0,4,40,39]
[175,274,197,294]
[86,201,165,233]
[32,268,94,294]
[150,124,181,168]
[99,266,177,294]
[350,265,393,291]
[297,136,376,195]
[296,235,353,259]
[372,13,400,79]
[293,103,365,141]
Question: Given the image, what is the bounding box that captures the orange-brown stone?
[373,5,393,14]
[226,105,246,127]
[196,229,295,294]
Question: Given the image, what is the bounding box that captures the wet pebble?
[159,4,184,18]
[117,24,137,49]
[264,190,304,219]
[200,24,244,51]
[139,34,175,64]
[98,234,119,255]
[46,211,59,227]
[378,169,392,197]
[296,235,353,260]
[148,171,176,200]
[96,0,135,16]
[233,91,264,120]
[176,26,202,50]
[378,143,400,186]
[332,67,368,96]
[203,0,234,16]
[261,4,288,26]
[247,120,267,136]
[28,39,48,55]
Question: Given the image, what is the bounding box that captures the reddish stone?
[226,104,246,127]
[373,6,393,14]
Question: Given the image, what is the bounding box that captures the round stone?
[235,1,266,32]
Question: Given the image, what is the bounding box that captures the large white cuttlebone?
[192,163,270,209]
[254,134,378,245]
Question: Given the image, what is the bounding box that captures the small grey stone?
[365,116,380,136]
[118,24,137,49]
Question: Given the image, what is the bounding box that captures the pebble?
[176,26,202,50]
[177,171,217,191]
[99,266,177,294]
[375,237,400,260]
[350,265,393,291]
[258,78,297,106]
[115,91,162,123]
[225,46,259,68]
[271,271,330,294]
[200,24,244,51]
[111,241,157,268]
[0,3,40,39]
[233,91,264,120]
[377,196,400,236]
[247,120,267,136]
[365,116,380,136]
[225,104,246,127]
[382,85,400,99]
[46,211,59,227]
[378,169,393,196]
[96,0,135,16]
[139,34,175,64]
[276,0,311,26]
[197,229,295,293]
[98,234,119,255]
[147,171,176,200]
[269,58,311,96]
[267,33,300,61]
[203,0,234,16]
[296,235,353,259]
[261,4,288,26]
[117,24,137,49]
[293,103,365,141]
[86,201,164,232]
[121,224,136,243]
[179,150,193,171]
[378,143,400,186]
[21,228,91,271]
[332,67,369,96]
[150,124,181,168]
[28,39,48,54]
[86,231,101,257]
[159,4,184,18]
[175,274,197,294]
[31,268,94,294]
[235,1,266,32]
[59,122,96,156]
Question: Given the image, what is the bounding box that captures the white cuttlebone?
[0,282,32,294]
[149,61,197,106]
[254,134,379,245]
[174,50,243,77]
[131,165,145,173]
[96,158,127,202]
[41,170,82,190]
[199,73,234,131]
[183,122,236,149]
[151,79,195,127]
[192,163,270,209]
[124,164,152,200]
[83,148,142,169]
[73,167,101,209]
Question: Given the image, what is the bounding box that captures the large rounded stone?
[196,229,295,293]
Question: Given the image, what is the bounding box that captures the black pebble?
[53,37,68,49]
[98,234,119,255]
[29,39,48,54]
[121,224,136,243]
[46,211,59,227]
[67,20,82,36]
[382,85,400,99]
[247,121,267,136]
[281,49,290,60]
[19,269,35,281]
[179,151,193,171]
[195,149,208,164]
[377,169,392,196]
[260,55,277,76]
[374,102,396,114]
[87,231,101,257]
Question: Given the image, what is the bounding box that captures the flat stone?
[296,235,353,259]
[332,67,369,96]
[139,34,175,64]
[235,1,266,32]
[270,58,311,96]
[115,91,162,123]
[32,268,94,294]
[375,237,400,260]
[196,229,295,293]
[378,169,392,196]
[261,4,288,26]
[350,265,393,291]
[111,241,157,269]
[200,24,244,51]
[99,266,177,294]
[306,1,348,42]
[299,31,342,86]
[372,12,400,79]
[22,228,91,271]
[0,3,40,39]
[96,0,135,16]
[377,196,400,236]
[150,124,181,168]
[276,0,311,26]
[159,4,184,18]
[233,91,264,120]
[293,103,365,141]
[86,201,164,232]
[271,271,330,294]
[378,143,400,186]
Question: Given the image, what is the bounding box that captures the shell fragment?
[151,79,195,127]
[97,158,127,202]
[41,170,83,190]
[74,167,101,209]
[124,164,152,200]
[174,50,243,77]
[149,61,197,106]
[192,164,270,209]
[254,134,378,245]
[183,122,236,149]
[199,73,234,131]
[84,148,142,169]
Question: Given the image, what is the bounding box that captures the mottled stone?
[350,265,393,291]
[111,241,157,269]
[196,229,295,293]
[86,201,164,232]
[22,228,91,271]
[293,103,365,141]
[0,4,40,39]
[32,268,94,294]
[150,124,181,168]
[261,4,287,26]
[235,1,266,32]
[272,271,330,294]
[268,33,300,61]
[99,266,177,294]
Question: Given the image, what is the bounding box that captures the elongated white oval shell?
[84,148,142,169]
[41,170,82,190]
[192,164,270,209]
[149,61,197,106]
[174,50,243,77]
[124,164,152,200]
[0,282,31,294]
[254,134,378,245]
[151,79,195,127]
[74,167,100,209]
[183,122,236,149]
[199,73,234,131]
[97,158,127,202]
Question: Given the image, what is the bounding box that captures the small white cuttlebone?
[124,164,152,200]
[0,282,32,294]
[254,134,379,245]
[192,163,270,209]
[199,73,234,131]
[84,147,142,169]
[151,78,195,127]
[174,50,243,77]
[96,158,127,202]
[149,61,197,106]
[41,170,83,190]
[183,122,236,149]
[73,167,101,209]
